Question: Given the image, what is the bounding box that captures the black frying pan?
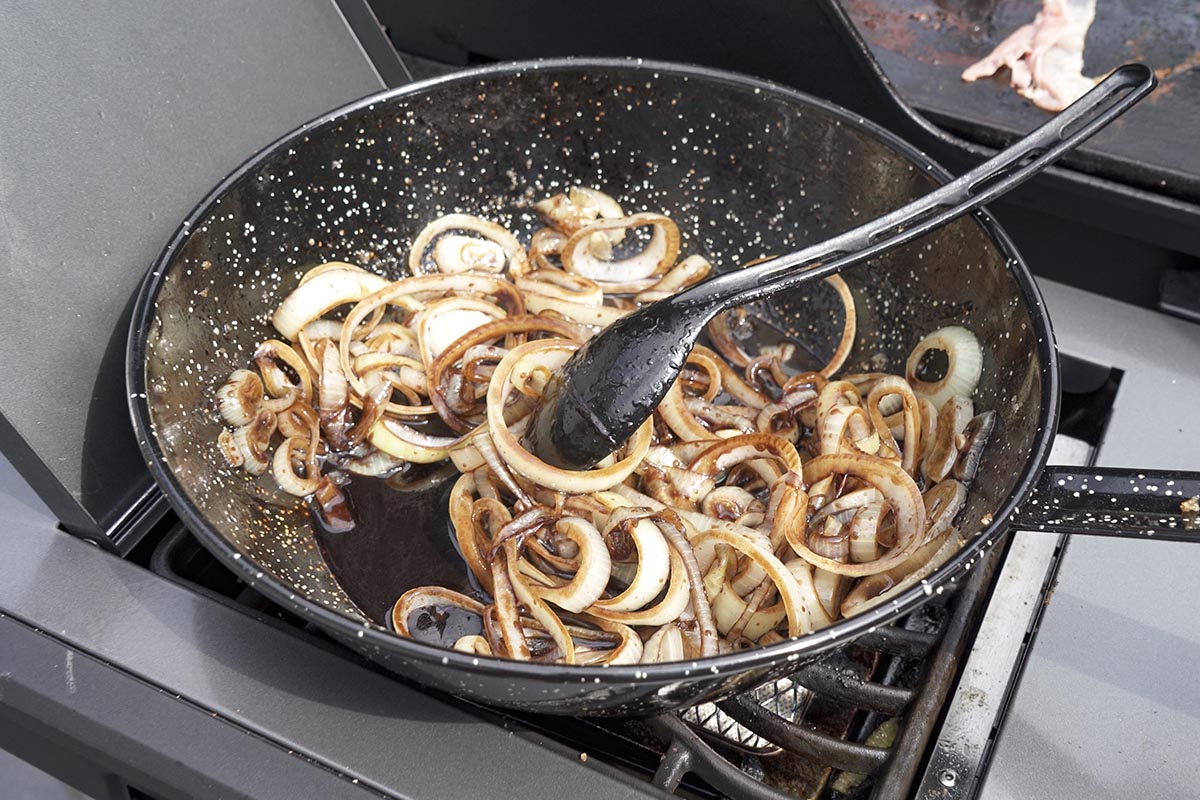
[127,58,1200,715]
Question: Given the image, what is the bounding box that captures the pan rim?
[127,55,1060,687]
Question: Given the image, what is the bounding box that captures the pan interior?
[141,64,1043,630]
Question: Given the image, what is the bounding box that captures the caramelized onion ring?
[485,340,652,493]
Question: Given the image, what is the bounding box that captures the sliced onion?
[789,453,927,577]
[368,418,453,463]
[691,528,815,638]
[589,547,690,626]
[688,434,804,480]
[819,275,857,377]
[591,510,671,612]
[215,369,265,426]
[523,293,628,327]
[641,624,686,664]
[840,528,964,616]
[485,340,652,493]
[635,255,712,303]
[408,213,530,278]
[229,410,276,476]
[905,326,983,409]
[561,213,680,284]
[392,586,486,636]
[516,269,604,305]
[922,396,974,483]
[272,266,390,340]
[417,297,507,367]
[534,517,611,613]
[254,339,313,405]
[433,235,508,274]
[573,615,644,665]
[505,540,575,663]
[272,434,320,496]
[652,511,719,657]
[866,376,921,474]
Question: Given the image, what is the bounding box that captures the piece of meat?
[962,0,1098,112]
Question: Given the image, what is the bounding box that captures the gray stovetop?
[977,281,1200,800]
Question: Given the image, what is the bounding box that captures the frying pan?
[127,58,1200,715]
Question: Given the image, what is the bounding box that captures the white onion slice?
[905,326,983,409]
[592,512,671,612]
[561,213,680,284]
[485,340,652,493]
[408,213,530,278]
[534,517,611,613]
[272,267,390,340]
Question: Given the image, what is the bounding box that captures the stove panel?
[0,1,384,549]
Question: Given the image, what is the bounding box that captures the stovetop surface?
[977,281,1200,800]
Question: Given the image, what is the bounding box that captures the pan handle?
[1011,466,1200,542]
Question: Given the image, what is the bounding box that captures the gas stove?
[1,2,1198,799]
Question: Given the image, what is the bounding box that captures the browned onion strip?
[515,269,603,305]
[593,507,672,611]
[271,431,320,496]
[658,376,721,441]
[609,483,772,552]
[528,517,611,613]
[488,549,532,660]
[726,579,774,641]
[815,380,863,423]
[392,587,486,637]
[819,275,857,377]
[683,349,724,402]
[789,453,927,577]
[254,339,313,405]
[691,528,814,639]
[848,503,885,563]
[417,297,508,368]
[819,404,879,457]
[840,526,963,616]
[485,340,652,493]
[588,548,690,626]
[923,396,974,483]
[635,254,712,303]
[427,315,581,432]
[216,370,265,426]
[688,434,804,480]
[922,479,968,544]
[650,511,720,657]
[408,213,530,278]
[692,344,770,409]
[448,472,502,593]
[867,376,921,474]
[505,539,575,663]
[522,293,628,327]
[272,266,391,340]
[570,615,644,665]
[560,213,680,284]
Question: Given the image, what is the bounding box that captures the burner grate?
[638,543,1001,800]
[148,520,1002,800]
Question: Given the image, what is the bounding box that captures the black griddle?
[844,0,1200,203]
